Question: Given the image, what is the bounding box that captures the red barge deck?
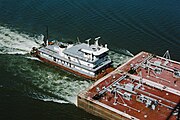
[77,51,180,120]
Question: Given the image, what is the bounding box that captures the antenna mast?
[46,26,49,40]
[163,50,171,60]
[163,50,171,65]
[95,37,101,46]
[77,37,80,44]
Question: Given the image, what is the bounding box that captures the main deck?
[77,51,180,120]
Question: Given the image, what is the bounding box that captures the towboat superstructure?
[31,36,113,80]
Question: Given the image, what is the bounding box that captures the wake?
[0,26,42,54]
[0,25,133,105]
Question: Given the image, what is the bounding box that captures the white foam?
[125,49,134,57]
[109,50,132,67]
[28,67,93,105]
[42,98,69,104]
[0,26,42,54]
[48,76,92,104]
[25,56,41,61]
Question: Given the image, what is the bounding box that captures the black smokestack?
[43,26,49,46]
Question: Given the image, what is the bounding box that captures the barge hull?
[77,95,130,120]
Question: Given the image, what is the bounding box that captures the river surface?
[0,0,179,120]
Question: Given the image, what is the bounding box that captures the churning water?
[0,0,179,120]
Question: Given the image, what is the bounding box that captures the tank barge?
[77,51,180,120]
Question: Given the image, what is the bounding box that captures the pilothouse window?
[85,53,89,55]
[92,48,97,51]
[53,57,56,62]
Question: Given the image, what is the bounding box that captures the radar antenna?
[85,38,91,46]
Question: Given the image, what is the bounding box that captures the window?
[53,57,56,62]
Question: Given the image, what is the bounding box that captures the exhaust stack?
[43,26,49,46]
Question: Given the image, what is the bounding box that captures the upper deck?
[63,43,109,63]
[78,51,180,120]
[38,38,111,64]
